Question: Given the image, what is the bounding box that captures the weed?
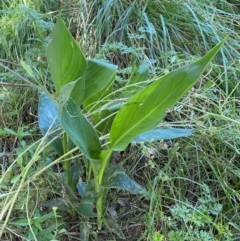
[0,0,240,240]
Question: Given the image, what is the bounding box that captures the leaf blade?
[102,165,147,195]
[47,16,87,105]
[110,41,224,151]
[61,98,101,160]
[38,93,63,155]
[83,59,117,101]
[132,128,192,143]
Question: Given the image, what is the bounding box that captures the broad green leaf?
[47,16,87,105]
[102,165,147,195]
[42,198,70,211]
[38,93,60,134]
[77,181,87,197]
[83,77,116,135]
[77,179,95,198]
[38,93,63,155]
[121,61,149,98]
[75,191,97,217]
[110,41,224,151]
[83,64,115,113]
[83,59,117,101]
[61,98,101,161]
[59,80,78,108]
[80,222,91,241]
[132,128,192,143]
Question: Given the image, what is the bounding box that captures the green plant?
[37,16,224,231]
[10,207,65,241]
[73,0,240,95]
[1,0,240,240]
[155,183,230,241]
[0,3,53,60]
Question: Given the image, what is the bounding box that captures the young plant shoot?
[38,16,225,229]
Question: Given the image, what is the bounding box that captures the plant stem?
[96,191,104,229]
[62,133,73,189]
[98,150,112,186]
[62,133,76,216]
[95,150,112,229]
[91,163,103,228]
[86,160,92,182]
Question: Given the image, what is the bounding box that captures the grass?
[0,0,240,240]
